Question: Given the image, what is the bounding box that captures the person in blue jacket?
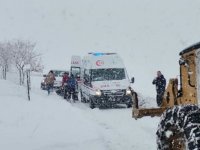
[152,71,166,107]
[66,74,78,100]
[67,74,77,89]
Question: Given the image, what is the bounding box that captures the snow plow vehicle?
[132,42,200,149]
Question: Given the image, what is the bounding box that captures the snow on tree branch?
[11,40,43,85]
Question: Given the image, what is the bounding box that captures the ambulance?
[80,52,132,108]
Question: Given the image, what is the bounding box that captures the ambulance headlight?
[95,89,102,96]
[126,88,131,95]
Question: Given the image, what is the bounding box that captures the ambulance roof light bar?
[88,52,116,56]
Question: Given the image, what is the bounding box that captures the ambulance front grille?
[102,89,125,97]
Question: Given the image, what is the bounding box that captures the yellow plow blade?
[132,107,166,119]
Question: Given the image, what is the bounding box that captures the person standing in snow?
[66,74,78,100]
[45,70,56,95]
[152,71,166,107]
[61,72,69,96]
[62,72,69,87]
[67,74,77,93]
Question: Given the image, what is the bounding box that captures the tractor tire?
[156,105,200,150]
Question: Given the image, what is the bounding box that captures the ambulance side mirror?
[131,77,134,83]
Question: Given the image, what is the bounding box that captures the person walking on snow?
[152,71,166,107]
[45,70,56,95]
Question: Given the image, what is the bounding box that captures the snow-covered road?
[0,75,159,150]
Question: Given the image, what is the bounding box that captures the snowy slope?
[0,74,159,150]
[1,1,200,149]
[0,0,200,97]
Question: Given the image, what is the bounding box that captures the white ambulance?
[80,52,132,108]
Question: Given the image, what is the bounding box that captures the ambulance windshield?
[91,68,125,81]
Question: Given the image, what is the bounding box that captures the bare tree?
[12,40,42,85]
[31,57,44,72]
[0,42,13,80]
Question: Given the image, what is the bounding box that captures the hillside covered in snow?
[1,1,200,149]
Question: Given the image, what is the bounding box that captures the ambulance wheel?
[126,103,132,108]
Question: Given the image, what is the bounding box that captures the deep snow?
[1,0,200,149]
[0,73,159,150]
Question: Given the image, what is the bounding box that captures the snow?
[1,0,200,149]
[0,74,159,150]
[1,0,200,97]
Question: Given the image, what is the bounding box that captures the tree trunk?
[21,69,24,85]
[1,67,3,79]
[2,67,4,79]
[19,69,22,85]
[2,66,6,80]
[4,66,6,80]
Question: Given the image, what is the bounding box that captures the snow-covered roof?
[179,42,200,55]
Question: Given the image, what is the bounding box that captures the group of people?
[62,72,78,96]
[45,70,78,95]
[45,70,166,106]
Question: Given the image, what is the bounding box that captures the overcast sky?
[1,0,200,96]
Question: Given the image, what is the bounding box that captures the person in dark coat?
[67,74,77,91]
[152,71,166,107]
[66,74,78,100]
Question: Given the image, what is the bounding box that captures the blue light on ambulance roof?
[88,52,116,56]
[93,52,104,56]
